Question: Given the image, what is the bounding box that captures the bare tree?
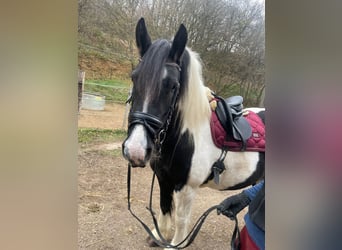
[78,0,265,105]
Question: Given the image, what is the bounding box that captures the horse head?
[122,18,188,167]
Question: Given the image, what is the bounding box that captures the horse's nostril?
[123,147,127,157]
[122,143,130,159]
[146,147,152,156]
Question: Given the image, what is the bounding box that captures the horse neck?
[177,49,211,135]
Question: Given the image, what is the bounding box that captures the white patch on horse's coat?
[152,213,172,241]
[179,49,211,134]
[123,125,147,165]
[142,98,149,113]
[158,212,172,240]
[162,67,167,79]
[211,151,260,189]
[187,122,219,187]
[186,106,260,190]
[170,186,196,247]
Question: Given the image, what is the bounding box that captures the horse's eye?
[172,82,180,91]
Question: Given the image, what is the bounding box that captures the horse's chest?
[186,125,221,186]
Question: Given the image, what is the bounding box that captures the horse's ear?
[135,18,151,57]
[169,24,188,64]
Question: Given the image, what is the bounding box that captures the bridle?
[127,62,181,153]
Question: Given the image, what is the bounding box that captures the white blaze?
[123,125,148,165]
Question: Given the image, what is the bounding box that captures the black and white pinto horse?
[122,18,265,248]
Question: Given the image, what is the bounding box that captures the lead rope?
[127,163,172,247]
[231,215,241,250]
[127,163,231,249]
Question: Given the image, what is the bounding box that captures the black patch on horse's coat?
[149,46,193,216]
[151,129,195,214]
[155,50,193,193]
[156,51,193,215]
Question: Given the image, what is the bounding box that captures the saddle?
[214,95,252,149]
[204,88,265,185]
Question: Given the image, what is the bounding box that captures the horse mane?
[178,48,211,134]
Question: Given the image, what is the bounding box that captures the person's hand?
[217,192,251,219]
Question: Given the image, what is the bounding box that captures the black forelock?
[135,39,171,99]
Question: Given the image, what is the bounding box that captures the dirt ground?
[78,104,247,250]
[78,103,130,130]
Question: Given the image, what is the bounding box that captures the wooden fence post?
[78,71,85,113]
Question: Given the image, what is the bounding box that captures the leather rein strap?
[127,163,240,249]
[231,215,241,250]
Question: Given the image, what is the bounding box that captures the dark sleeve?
[243,180,264,200]
[248,181,265,231]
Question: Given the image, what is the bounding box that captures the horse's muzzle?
[122,145,149,168]
[122,125,152,168]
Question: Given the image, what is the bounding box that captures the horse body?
[122,18,265,249]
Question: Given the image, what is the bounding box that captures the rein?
[127,163,227,249]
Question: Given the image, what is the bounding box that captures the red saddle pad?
[210,110,265,152]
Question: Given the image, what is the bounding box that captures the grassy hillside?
[78,49,132,80]
[78,41,133,103]
[83,79,131,104]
